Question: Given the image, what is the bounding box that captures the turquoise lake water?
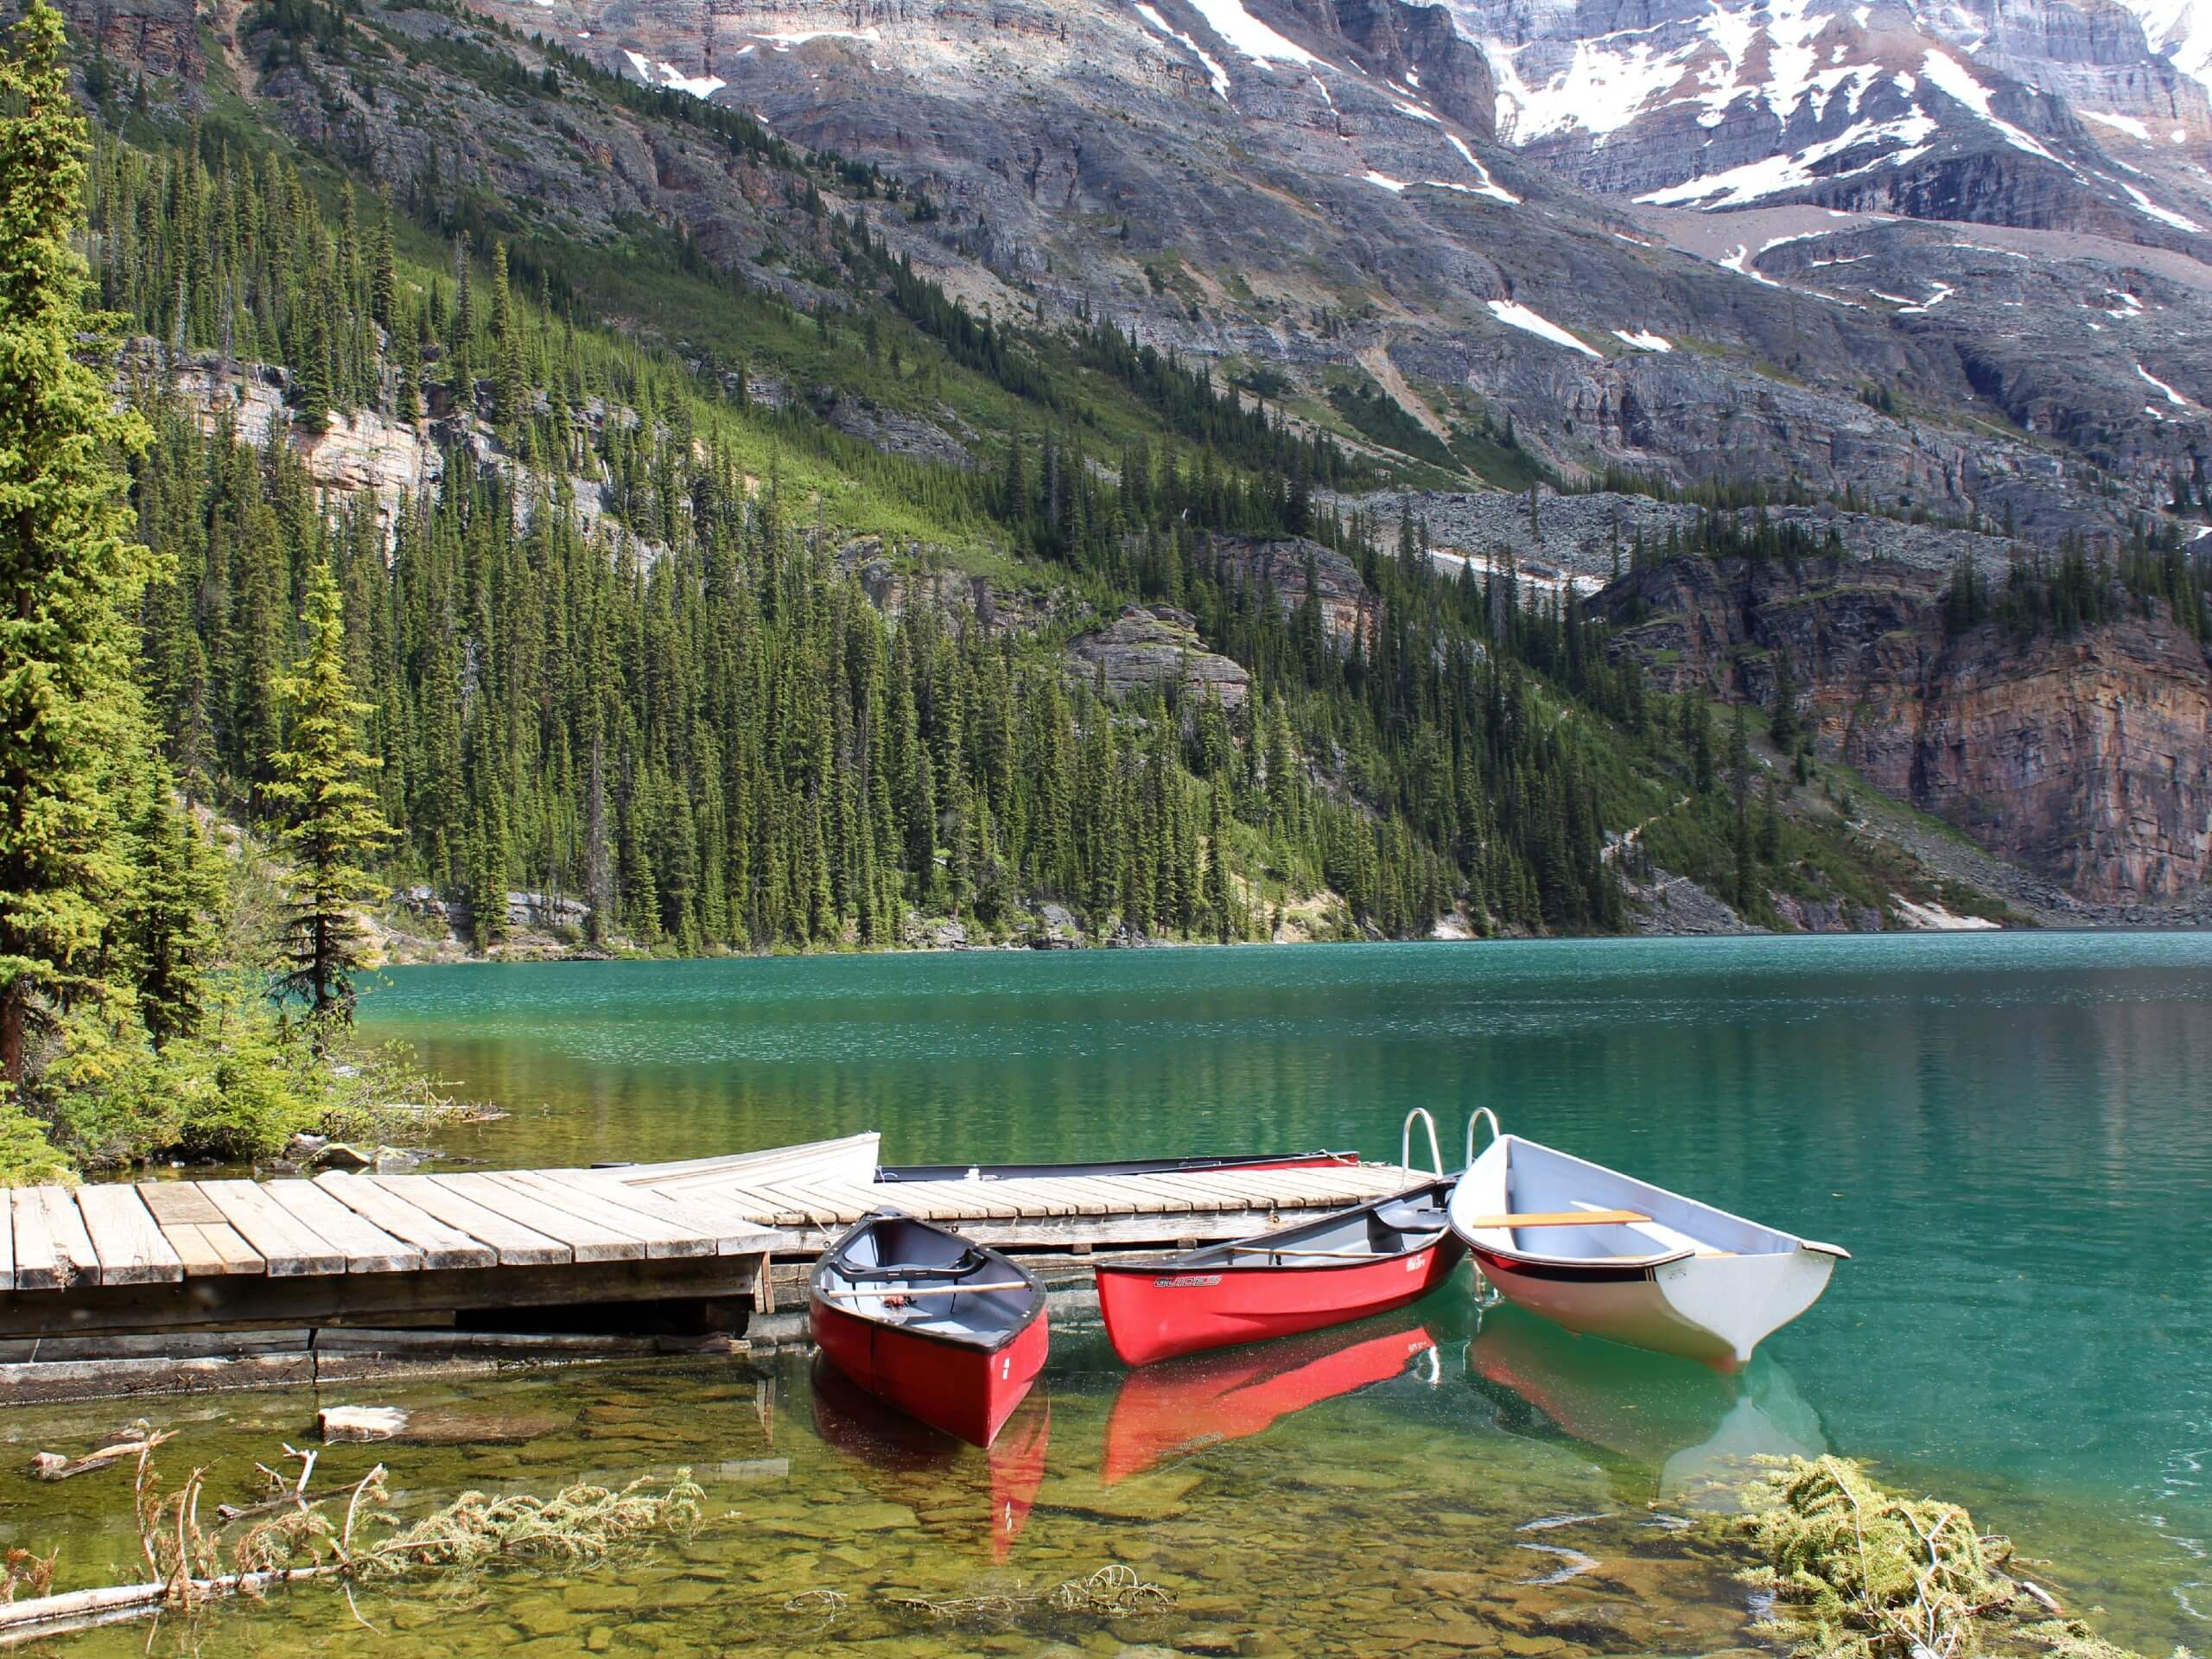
[16,931,2197,1656]
[354,933,2212,1646]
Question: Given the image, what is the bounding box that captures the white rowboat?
[1446,1118,1848,1370]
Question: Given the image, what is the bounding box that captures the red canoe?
[810,1214,1048,1447]
[1103,1319,1438,1483]
[1094,1179,1466,1365]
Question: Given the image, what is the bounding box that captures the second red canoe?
[1095,1179,1465,1365]
[810,1213,1048,1446]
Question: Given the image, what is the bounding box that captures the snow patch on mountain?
[1488,298,1600,354]
[621,49,725,99]
[1915,49,2063,164]
[2118,178,2204,230]
[2081,109,2153,142]
[1182,0,1322,67]
[1446,133,1521,203]
[1135,4,1231,99]
[2138,361,2192,404]
[1637,112,1940,206]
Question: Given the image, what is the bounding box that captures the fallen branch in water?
[27,1427,173,1483]
[0,1430,706,1645]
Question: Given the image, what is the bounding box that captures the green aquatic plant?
[874,1563,1175,1626]
[356,1470,707,1575]
[1738,1456,2192,1659]
[0,1433,709,1643]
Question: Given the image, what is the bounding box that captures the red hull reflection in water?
[1103,1319,1439,1484]
[810,1356,1052,1562]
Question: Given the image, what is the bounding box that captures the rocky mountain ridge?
[64,0,2212,918]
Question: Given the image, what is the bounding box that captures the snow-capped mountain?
[1448,0,2212,237]
[2125,0,2212,87]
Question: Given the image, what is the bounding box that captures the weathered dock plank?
[260,1181,422,1273]
[365,1177,569,1267]
[437,1173,647,1262]
[72,1186,183,1286]
[499,1171,714,1259]
[1029,1176,1145,1217]
[200,1181,346,1276]
[531,1172,779,1256]
[739,1179,868,1230]
[137,1184,265,1275]
[312,1174,497,1271]
[1152,1167,1363,1211]
[12,1188,101,1288]
[167,1223,264,1276]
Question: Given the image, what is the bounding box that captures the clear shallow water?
[8,933,2204,1656]
[353,932,2212,1644]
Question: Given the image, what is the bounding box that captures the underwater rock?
[319,1405,409,1441]
[398,1406,573,1444]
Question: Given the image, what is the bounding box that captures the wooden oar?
[1461,1209,1649,1229]
[819,1281,1029,1300]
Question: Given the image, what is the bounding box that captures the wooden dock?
[0,1135,1426,1343]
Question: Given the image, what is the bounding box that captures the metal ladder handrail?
[1401,1108,1443,1179]
[1463,1107,1501,1171]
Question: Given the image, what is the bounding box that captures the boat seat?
[1374,1203,1447,1232]
[865,1258,984,1281]
[1572,1199,1703,1255]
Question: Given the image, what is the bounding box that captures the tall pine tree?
[0,0,156,1088]
[266,563,391,1020]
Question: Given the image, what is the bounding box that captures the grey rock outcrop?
[1067,606,1253,709]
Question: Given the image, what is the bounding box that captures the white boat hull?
[1467,1241,1837,1370]
[1450,1134,1846,1370]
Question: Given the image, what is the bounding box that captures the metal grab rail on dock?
[1402,1109,1443,1179]
[1464,1107,1501,1172]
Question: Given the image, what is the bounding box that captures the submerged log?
[27,1429,173,1482]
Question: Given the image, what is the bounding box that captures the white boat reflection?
[1466,1302,1827,1508]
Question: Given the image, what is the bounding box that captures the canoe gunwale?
[1099,1178,1459,1280]
[810,1214,1045,1358]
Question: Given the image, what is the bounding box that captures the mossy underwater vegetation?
[1738,1457,2199,1659]
[0,1406,2192,1658]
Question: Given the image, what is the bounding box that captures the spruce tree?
[266,563,391,1020]
[0,0,156,1088]
[117,753,220,1047]
[1769,651,1802,748]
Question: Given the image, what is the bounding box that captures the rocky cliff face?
[1594,554,2212,902]
[1068,606,1254,708]
[1205,533,1380,648]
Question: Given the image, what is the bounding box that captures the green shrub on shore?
[1,982,442,1182]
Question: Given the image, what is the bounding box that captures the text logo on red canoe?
[1154,1274,1222,1288]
